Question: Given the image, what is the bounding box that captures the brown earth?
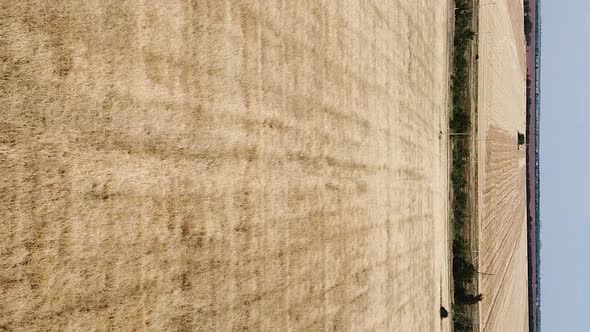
[476,0,528,330]
[525,0,540,330]
[1,1,452,331]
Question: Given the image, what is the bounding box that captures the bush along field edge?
[446,0,483,330]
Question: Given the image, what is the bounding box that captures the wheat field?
[476,0,529,330]
[1,1,452,331]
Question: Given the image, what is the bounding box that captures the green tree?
[440,306,449,318]
[518,132,525,145]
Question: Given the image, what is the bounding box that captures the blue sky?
[541,0,590,330]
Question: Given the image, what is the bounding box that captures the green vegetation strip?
[449,0,482,330]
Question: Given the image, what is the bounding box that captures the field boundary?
[448,0,481,330]
[468,0,480,329]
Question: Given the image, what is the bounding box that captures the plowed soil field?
[476,0,528,330]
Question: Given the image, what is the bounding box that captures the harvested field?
[1,1,452,331]
[476,0,528,330]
